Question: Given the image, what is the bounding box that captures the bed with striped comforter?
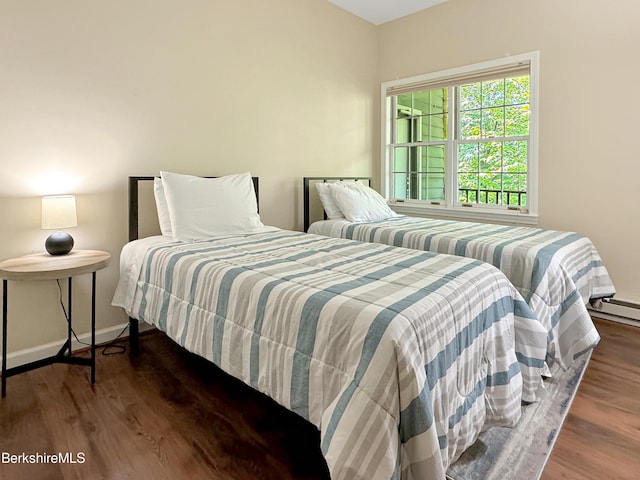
[112,229,547,480]
[309,216,615,370]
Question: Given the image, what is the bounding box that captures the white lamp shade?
[42,195,77,230]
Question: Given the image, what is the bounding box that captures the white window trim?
[380,51,540,226]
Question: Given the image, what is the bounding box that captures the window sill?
[388,202,539,226]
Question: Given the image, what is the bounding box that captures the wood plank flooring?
[542,318,640,480]
[0,317,638,480]
[0,333,329,480]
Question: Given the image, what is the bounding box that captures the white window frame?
[381,51,539,225]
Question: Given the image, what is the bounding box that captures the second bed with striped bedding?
[309,215,615,370]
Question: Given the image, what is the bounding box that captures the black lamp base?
[45,231,74,255]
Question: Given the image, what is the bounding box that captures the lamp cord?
[56,279,127,355]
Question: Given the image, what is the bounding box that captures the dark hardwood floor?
[0,317,638,480]
[542,317,640,480]
[0,332,330,480]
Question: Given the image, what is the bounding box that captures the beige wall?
[1,0,637,357]
[378,0,640,303]
[0,0,377,352]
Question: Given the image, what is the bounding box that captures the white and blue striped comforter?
[309,216,616,370]
[113,230,547,480]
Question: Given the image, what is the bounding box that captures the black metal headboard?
[302,176,372,232]
[128,176,260,242]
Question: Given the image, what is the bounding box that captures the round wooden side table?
[0,250,111,397]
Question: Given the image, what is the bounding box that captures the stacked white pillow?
[318,181,397,222]
[153,177,173,236]
[154,171,264,242]
[315,181,348,220]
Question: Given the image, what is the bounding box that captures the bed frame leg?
[129,317,139,355]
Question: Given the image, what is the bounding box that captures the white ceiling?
[327,0,448,25]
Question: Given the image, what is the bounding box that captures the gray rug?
[446,351,591,480]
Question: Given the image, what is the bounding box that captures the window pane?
[482,107,505,138]
[424,173,445,201]
[419,113,447,141]
[458,173,478,190]
[408,146,420,172]
[425,145,445,171]
[396,117,410,143]
[429,89,448,115]
[500,191,526,206]
[479,142,502,172]
[502,173,526,192]
[458,143,479,172]
[505,105,529,137]
[412,91,430,115]
[503,141,527,173]
[393,173,408,200]
[482,79,505,107]
[478,173,502,204]
[460,84,481,110]
[505,76,529,105]
[501,173,527,206]
[409,173,424,200]
[394,146,409,171]
[458,173,478,203]
[397,94,412,115]
[460,109,481,139]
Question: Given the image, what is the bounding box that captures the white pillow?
[330,182,397,222]
[160,171,264,242]
[315,182,344,219]
[153,177,173,236]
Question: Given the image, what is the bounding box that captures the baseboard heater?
[589,298,640,327]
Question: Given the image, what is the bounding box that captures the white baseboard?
[589,298,640,328]
[4,320,156,369]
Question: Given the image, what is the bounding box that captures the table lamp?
[41,195,77,255]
